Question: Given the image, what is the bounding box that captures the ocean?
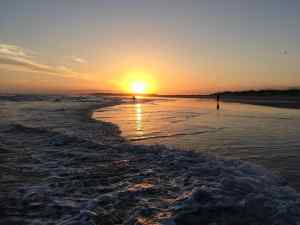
[93,97,300,189]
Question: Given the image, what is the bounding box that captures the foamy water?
[93,98,300,189]
[2,95,300,224]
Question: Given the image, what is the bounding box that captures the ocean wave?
[1,96,300,225]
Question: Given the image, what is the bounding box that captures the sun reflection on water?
[135,103,143,133]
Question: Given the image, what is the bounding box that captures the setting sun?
[120,70,156,94]
[131,81,147,94]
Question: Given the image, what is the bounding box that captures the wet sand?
[221,96,300,109]
[1,95,300,225]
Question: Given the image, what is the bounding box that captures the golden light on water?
[135,103,143,133]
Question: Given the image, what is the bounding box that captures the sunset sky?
[0,0,300,94]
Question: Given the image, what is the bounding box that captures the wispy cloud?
[0,43,89,79]
[71,56,86,64]
[0,44,32,58]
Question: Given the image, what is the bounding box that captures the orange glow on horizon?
[120,70,156,94]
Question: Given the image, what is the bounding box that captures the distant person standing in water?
[216,94,220,110]
[132,95,136,102]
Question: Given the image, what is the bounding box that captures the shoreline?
[221,97,300,109]
[90,92,300,110]
[1,95,300,225]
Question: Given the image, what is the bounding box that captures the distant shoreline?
[91,89,300,109]
[220,97,300,109]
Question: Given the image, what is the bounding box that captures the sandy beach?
[1,95,300,225]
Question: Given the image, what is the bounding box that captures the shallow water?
[93,98,300,189]
[2,96,300,224]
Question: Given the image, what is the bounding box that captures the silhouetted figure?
[132,95,136,102]
[216,94,220,110]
